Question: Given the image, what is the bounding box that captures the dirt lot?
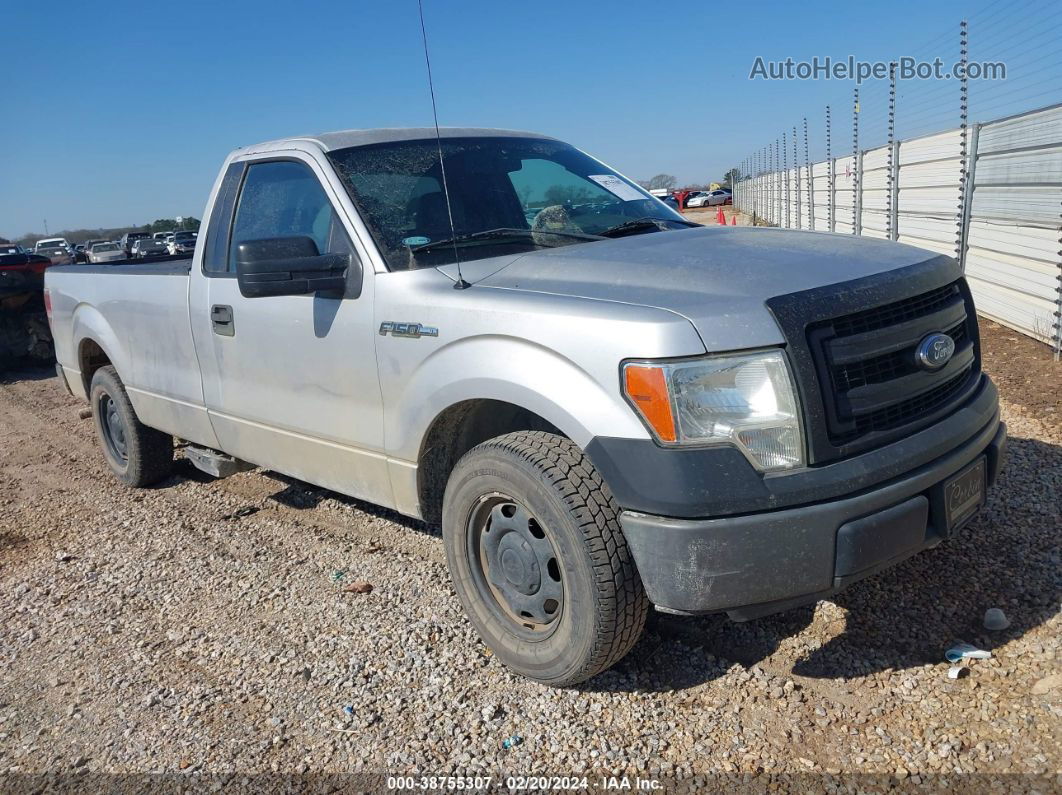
[0,323,1059,791]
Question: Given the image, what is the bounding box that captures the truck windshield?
[327,136,686,270]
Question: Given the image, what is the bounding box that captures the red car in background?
[0,245,53,312]
[0,245,56,369]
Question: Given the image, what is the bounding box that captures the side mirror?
[235,236,350,298]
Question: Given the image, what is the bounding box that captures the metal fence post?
[776,139,782,225]
[887,62,898,241]
[890,140,900,241]
[855,149,864,236]
[771,144,776,225]
[783,130,789,229]
[958,123,980,271]
[753,151,759,223]
[767,145,773,225]
[1056,220,1062,360]
[793,125,801,229]
[760,149,765,224]
[956,19,969,260]
[804,117,814,231]
[743,158,751,212]
[757,149,763,224]
[762,147,767,224]
[826,105,835,232]
[852,88,862,236]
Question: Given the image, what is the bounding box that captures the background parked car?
[32,239,73,265]
[705,188,733,206]
[658,194,680,211]
[34,237,70,252]
[168,230,197,255]
[683,191,709,208]
[87,242,126,263]
[72,244,89,263]
[82,238,108,257]
[120,232,151,257]
[130,238,169,258]
[0,249,52,311]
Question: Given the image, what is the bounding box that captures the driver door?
[189,154,392,507]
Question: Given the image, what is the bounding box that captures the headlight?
[622,350,805,471]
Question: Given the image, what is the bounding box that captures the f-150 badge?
[379,322,439,338]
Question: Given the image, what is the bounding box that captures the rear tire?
[89,365,174,487]
[442,431,648,687]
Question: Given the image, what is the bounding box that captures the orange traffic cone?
[717,207,726,225]
[731,216,737,225]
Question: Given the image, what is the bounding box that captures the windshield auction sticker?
[588,175,646,202]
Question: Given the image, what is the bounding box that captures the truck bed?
[46,255,209,445]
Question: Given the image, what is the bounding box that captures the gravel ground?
[0,323,1059,791]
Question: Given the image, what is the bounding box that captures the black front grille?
[833,319,967,391]
[809,280,980,449]
[849,365,974,437]
[831,283,961,337]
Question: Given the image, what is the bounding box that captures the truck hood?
[461,226,949,350]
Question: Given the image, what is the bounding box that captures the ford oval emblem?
[916,332,955,371]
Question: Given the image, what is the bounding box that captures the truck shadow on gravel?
[0,363,57,384]
[589,435,1060,693]
[166,460,432,534]
[263,472,433,535]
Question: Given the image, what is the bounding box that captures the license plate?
[944,457,986,530]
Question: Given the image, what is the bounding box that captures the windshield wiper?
[597,217,701,238]
[411,227,601,254]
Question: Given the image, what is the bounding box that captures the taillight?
[43,288,52,318]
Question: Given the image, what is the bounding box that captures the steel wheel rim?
[467,493,564,639]
[99,393,128,463]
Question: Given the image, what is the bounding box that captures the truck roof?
[247,127,556,154]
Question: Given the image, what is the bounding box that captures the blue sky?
[3,0,1057,237]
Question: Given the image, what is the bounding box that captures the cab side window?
[227,160,354,273]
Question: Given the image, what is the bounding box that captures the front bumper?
[618,406,1006,619]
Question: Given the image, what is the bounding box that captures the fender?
[71,303,131,396]
[385,333,652,465]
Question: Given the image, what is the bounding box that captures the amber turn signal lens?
[623,364,677,442]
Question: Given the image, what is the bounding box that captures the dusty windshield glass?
[327,136,684,270]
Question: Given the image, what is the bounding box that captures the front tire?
[442,431,648,686]
[90,365,174,487]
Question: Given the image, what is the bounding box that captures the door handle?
[211,304,235,336]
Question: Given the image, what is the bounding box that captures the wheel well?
[417,399,562,526]
[78,338,111,394]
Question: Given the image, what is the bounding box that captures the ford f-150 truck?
[46,128,1006,686]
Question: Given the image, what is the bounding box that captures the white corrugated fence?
[734,103,1062,355]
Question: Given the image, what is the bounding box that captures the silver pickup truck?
[46,128,1006,686]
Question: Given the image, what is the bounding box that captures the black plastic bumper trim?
[618,419,1006,617]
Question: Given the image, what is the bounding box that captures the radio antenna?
[418,0,469,289]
